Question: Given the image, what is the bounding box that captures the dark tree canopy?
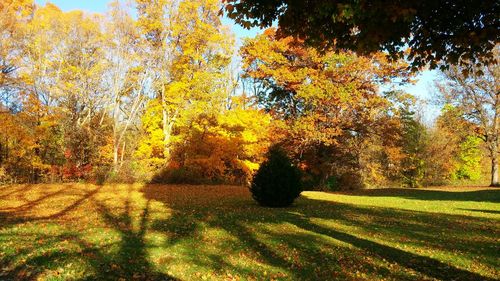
[223,0,499,70]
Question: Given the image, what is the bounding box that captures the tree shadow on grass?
[0,184,101,230]
[1,184,498,280]
[459,208,500,215]
[340,188,500,203]
[0,184,30,200]
[287,214,497,281]
[85,191,177,280]
[0,184,177,281]
[141,184,499,281]
[0,185,71,212]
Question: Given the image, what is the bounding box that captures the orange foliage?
[241,29,413,188]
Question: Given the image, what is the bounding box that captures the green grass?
[0,184,499,280]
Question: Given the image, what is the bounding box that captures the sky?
[35,0,440,121]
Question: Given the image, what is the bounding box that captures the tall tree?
[136,0,234,162]
[437,47,500,186]
[241,29,412,188]
[104,1,147,170]
[0,0,33,89]
[19,4,111,179]
[433,106,484,182]
[399,108,427,187]
[223,0,499,70]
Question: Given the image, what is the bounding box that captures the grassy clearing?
[0,184,499,280]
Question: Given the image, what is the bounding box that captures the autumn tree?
[104,1,148,171]
[19,4,111,180]
[135,0,234,165]
[1,0,254,184]
[241,29,412,188]
[0,0,33,89]
[432,106,484,182]
[160,95,273,184]
[223,0,499,70]
[0,0,34,181]
[1,3,68,181]
[437,48,500,186]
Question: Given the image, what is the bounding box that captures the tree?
[166,95,272,184]
[0,0,33,89]
[241,29,412,188]
[105,1,147,170]
[437,48,500,186]
[432,106,483,182]
[399,108,427,187]
[454,136,483,181]
[250,146,302,207]
[223,0,499,70]
[20,4,111,180]
[136,0,234,163]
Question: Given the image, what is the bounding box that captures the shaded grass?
[0,184,499,280]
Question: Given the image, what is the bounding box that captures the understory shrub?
[321,173,364,191]
[150,167,216,185]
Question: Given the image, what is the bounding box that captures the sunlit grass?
[0,184,499,280]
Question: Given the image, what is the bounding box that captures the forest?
[1,0,498,189]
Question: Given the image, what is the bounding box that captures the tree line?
[0,0,497,188]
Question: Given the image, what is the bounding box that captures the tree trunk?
[491,148,499,186]
[120,141,126,168]
[113,101,120,171]
[161,86,171,158]
[162,107,169,156]
[113,141,119,171]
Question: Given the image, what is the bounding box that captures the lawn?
[0,184,499,280]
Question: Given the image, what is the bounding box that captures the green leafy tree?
[400,109,427,188]
[454,136,483,181]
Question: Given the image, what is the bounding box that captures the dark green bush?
[250,146,302,207]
